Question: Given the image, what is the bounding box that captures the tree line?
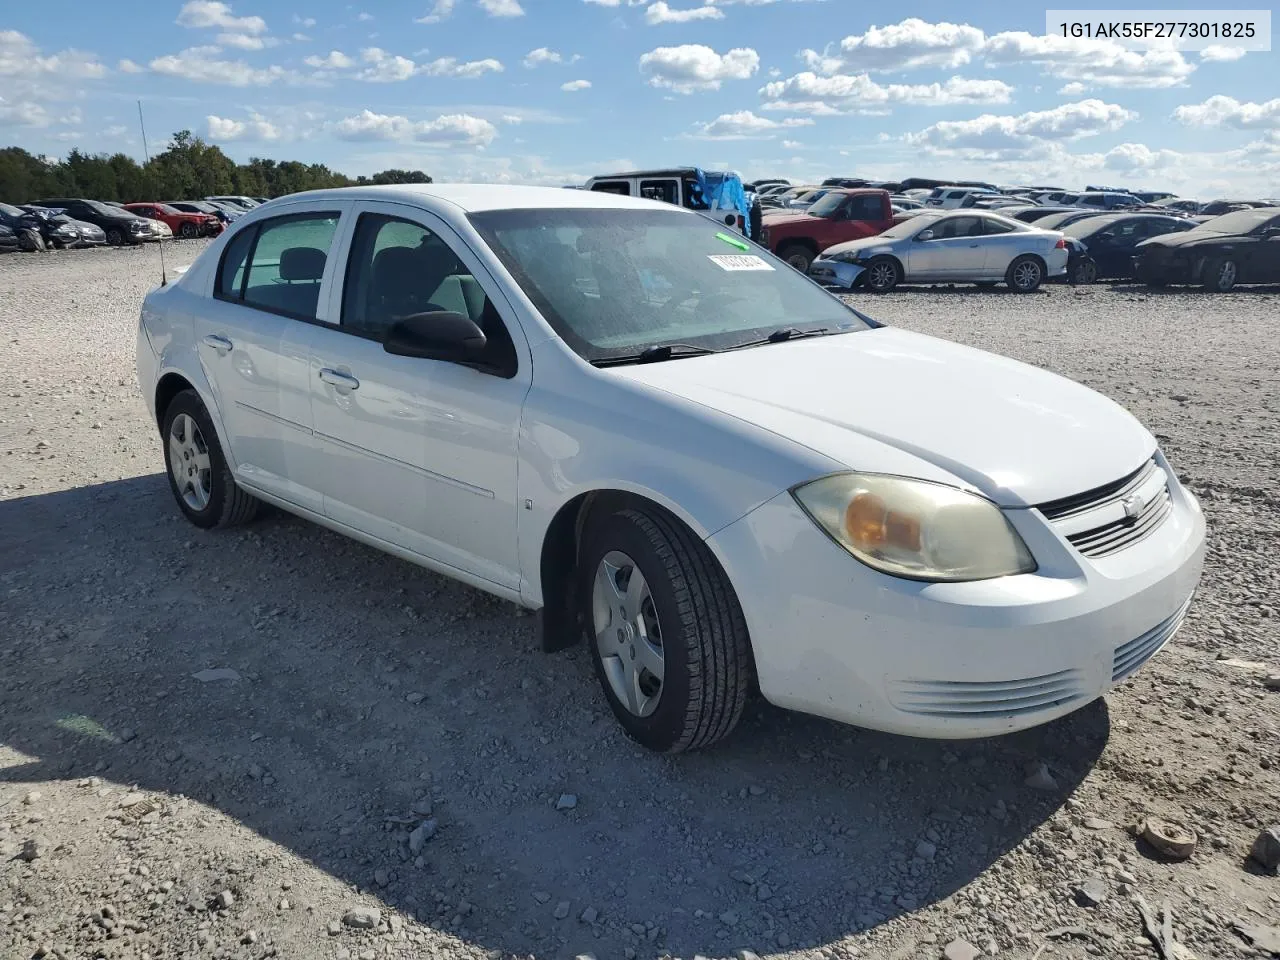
[0,130,431,204]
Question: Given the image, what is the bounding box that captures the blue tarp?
[689,168,750,223]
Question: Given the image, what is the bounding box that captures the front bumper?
[707,459,1206,739]
[808,257,865,289]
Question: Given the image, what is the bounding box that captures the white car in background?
[135,184,1204,752]
[810,210,1070,292]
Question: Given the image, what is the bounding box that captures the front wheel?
[179,222,198,239]
[1007,255,1044,293]
[863,256,901,293]
[105,228,123,246]
[580,505,752,753]
[1202,257,1237,292]
[778,244,814,273]
[161,390,261,529]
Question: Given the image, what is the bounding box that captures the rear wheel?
[1202,257,1237,292]
[1072,258,1097,285]
[580,505,752,753]
[105,228,123,246]
[161,390,260,529]
[1007,255,1044,293]
[778,244,814,273]
[179,221,198,239]
[863,256,901,293]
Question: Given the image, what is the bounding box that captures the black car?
[1033,209,1109,232]
[167,200,236,224]
[0,201,56,250]
[0,224,19,254]
[1198,199,1274,216]
[1135,209,1280,291]
[1062,213,1195,283]
[1010,205,1083,223]
[31,198,153,245]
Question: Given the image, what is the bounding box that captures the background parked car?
[1135,208,1280,291]
[1074,192,1143,211]
[760,189,895,271]
[1151,197,1201,214]
[123,202,221,239]
[1032,209,1108,232]
[0,223,20,254]
[810,210,1068,293]
[31,198,153,245]
[925,186,998,208]
[1003,205,1080,223]
[1198,199,1274,216]
[0,201,74,250]
[21,205,106,247]
[205,195,260,210]
[1062,213,1196,283]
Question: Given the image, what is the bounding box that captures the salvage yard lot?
[1,243,1278,960]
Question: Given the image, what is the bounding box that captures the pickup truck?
[759,188,894,271]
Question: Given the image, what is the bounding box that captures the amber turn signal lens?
[844,492,922,552]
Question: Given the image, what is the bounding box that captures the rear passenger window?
[341,213,517,375]
[215,212,339,321]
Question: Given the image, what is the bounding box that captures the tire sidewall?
[865,257,899,292]
[106,228,123,246]
[1075,258,1097,285]
[579,511,696,753]
[180,222,197,239]
[1205,258,1236,292]
[161,391,232,529]
[780,246,813,272]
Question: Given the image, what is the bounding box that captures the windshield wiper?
[592,343,719,367]
[726,327,830,351]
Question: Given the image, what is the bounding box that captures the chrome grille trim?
[1036,458,1173,558]
[1038,459,1158,521]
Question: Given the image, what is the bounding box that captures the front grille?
[1037,459,1172,559]
[1112,595,1193,682]
[889,668,1086,719]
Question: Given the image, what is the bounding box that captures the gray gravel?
[1,244,1278,960]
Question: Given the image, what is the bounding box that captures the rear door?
[304,201,530,588]
[976,215,1022,276]
[193,204,347,512]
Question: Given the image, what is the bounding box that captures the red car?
[123,202,222,239]
[760,189,895,271]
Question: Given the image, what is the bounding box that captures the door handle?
[968,243,980,247]
[202,334,233,355]
[319,368,360,391]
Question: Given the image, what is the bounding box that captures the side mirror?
[383,311,487,364]
[916,229,935,241]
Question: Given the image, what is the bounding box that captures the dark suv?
[31,198,154,246]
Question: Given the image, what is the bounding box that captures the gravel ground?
[1,243,1278,960]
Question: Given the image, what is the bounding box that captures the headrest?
[279,246,326,282]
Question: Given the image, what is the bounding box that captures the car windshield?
[806,192,847,217]
[1063,217,1121,238]
[0,202,24,217]
[879,213,943,238]
[1189,209,1278,234]
[154,203,182,215]
[469,207,873,363]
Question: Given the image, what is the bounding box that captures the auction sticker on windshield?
[708,255,775,271]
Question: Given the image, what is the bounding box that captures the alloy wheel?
[1014,259,1042,290]
[868,262,896,290]
[592,550,664,718]
[168,413,212,511]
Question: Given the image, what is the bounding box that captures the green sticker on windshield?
[715,231,750,251]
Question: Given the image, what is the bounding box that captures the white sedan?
[135,185,1205,752]
[810,211,1070,292]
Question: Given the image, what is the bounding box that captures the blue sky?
[2,1,1277,195]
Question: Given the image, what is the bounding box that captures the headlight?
[792,473,1037,582]
[828,249,865,264]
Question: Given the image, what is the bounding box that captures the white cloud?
[645,2,724,24]
[0,29,106,80]
[800,18,985,74]
[183,44,225,58]
[117,58,144,73]
[422,56,504,78]
[357,11,374,20]
[176,1,266,34]
[523,47,567,68]
[638,44,758,92]
[1058,81,1087,96]
[759,73,1013,114]
[561,79,592,91]
[292,32,310,41]
[415,0,455,22]
[1174,95,1280,130]
[218,32,280,50]
[331,109,496,145]
[0,97,50,127]
[149,51,299,86]
[797,18,1195,89]
[583,0,646,5]
[780,138,802,149]
[304,50,353,69]
[477,0,525,16]
[1200,45,1248,63]
[689,109,812,139]
[500,113,523,123]
[358,47,418,81]
[904,99,1138,159]
[293,14,317,27]
[207,111,281,141]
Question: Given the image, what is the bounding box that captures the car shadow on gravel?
[0,475,1110,959]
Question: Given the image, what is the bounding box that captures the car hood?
[762,211,826,229]
[1138,229,1237,249]
[820,235,900,257]
[608,327,1154,507]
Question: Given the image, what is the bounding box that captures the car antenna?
[137,99,167,287]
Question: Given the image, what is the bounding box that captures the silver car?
[809,211,1069,293]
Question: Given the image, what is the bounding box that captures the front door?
[907,216,986,279]
[304,201,529,589]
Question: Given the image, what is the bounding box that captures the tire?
[778,244,814,273]
[1202,257,1237,292]
[1072,258,1097,285]
[105,228,124,246]
[1006,254,1044,293]
[17,228,45,252]
[579,505,753,753]
[179,222,198,239]
[161,389,260,529]
[863,256,901,293]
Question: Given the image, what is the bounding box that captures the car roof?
[282,183,699,213]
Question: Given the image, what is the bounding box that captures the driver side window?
[340,213,517,372]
